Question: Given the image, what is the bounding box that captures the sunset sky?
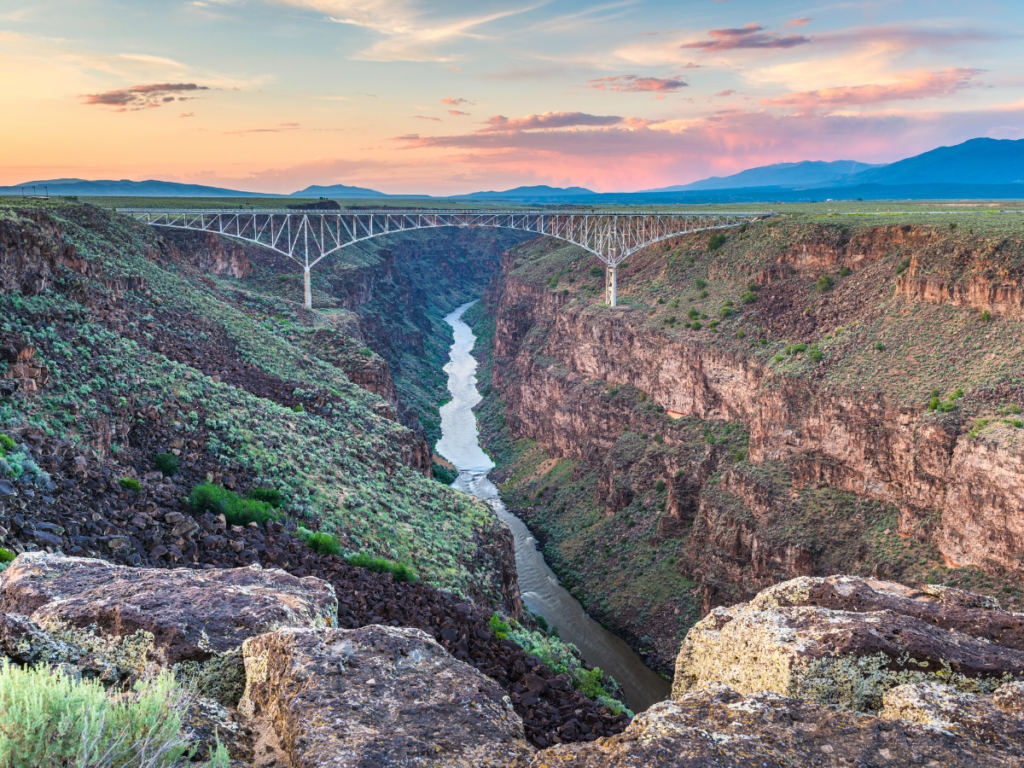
[1,0,1021,194]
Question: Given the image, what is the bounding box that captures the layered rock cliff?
[476,221,1024,672]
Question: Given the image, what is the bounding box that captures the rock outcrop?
[0,553,337,664]
[532,682,1024,767]
[673,575,1024,711]
[239,625,535,767]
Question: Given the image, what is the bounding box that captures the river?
[434,301,672,713]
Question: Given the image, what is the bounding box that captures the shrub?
[655,479,666,493]
[949,222,958,231]
[816,274,835,292]
[657,297,664,304]
[589,266,604,278]
[874,342,886,351]
[741,291,757,304]
[694,279,707,289]
[928,398,940,411]
[791,343,807,354]
[809,346,824,363]
[489,613,511,640]
[431,463,459,485]
[839,266,852,277]
[736,329,746,339]
[0,549,14,564]
[774,355,784,362]
[304,531,342,557]
[154,453,179,477]
[291,404,304,413]
[698,290,708,299]
[247,486,283,507]
[119,478,142,492]
[981,310,992,322]
[691,321,701,330]
[950,388,964,400]
[708,233,727,251]
[687,309,698,320]
[188,483,279,527]
[719,307,733,318]
[0,435,13,453]
[896,259,911,275]
[358,347,373,357]
[0,664,215,768]
[344,552,417,582]
[739,223,748,233]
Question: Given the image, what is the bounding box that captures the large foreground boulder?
[673,575,1024,711]
[531,682,1024,767]
[239,624,535,767]
[0,552,337,664]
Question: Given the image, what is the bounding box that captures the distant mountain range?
[4,137,1024,202]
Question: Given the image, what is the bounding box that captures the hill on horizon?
[646,160,881,193]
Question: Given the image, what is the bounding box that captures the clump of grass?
[119,478,142,492]
[305,531,342,556]
[154,453,179,477]
[188,483,279,527]
[247,486,283,507]
[344,552,417,582]
[0,664,227,768]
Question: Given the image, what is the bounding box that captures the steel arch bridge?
[119,208,774,308]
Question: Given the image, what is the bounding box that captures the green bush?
[741,291,757,304]
[188,483,279,527]
[791,343,808,354]
[736,329,746,339]
[432,463,459,485]
[687,309,698,320]
[691,321,701,330]
[247,486,283,507]
[694,279,707,289]
[655,479,666,493]
[928,397,940,411]
[589,266,603,278]
[719,307,733,318]
[0,549,14,564]
[489,613,511,640]
[154,453,179,477]
[816,274,835,292]
[119,478,142,492]
[809,346,824,363]
[839,266,852,277]
[951,388,964,400]
[344,552,417,582]
[698,290,708,299]
[0,435,14,454]
[0,664,223,768]
[707,233,727,251]
[896,259,911,275]
[874,342,886,351]
[291,404,304,413]
[981,310,992,322]
[305,531,342,556]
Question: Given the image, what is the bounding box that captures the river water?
[434,301,672,713]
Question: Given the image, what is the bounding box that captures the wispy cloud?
[585,75,687,93]
[682,21,812,51]
[442,96,473,106]
[80,82,209,110]
[225,122,301,135]
[478,111,625,133]
[448,109,470,116]
[764,68,984,110]
[414,115,442,121]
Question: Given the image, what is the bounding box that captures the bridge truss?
[119,208,774,308]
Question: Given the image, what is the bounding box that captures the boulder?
[530,683,1024,767]
[239,624,534,767]
[673,575,1024,711]
[0,553,337,664]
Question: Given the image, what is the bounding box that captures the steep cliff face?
[478,222,1024,671]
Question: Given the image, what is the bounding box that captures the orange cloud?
[585,75,688,93]
[764,68,983,110]
[415,115,442,121]
[448,109,470,116]
[442,97,473,106]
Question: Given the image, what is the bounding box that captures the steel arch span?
[118,208,774,308]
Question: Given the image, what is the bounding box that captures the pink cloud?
[442,97,473,106]
[714,90,736,98]
[479,111,625,133]
[415,115,442,121]
[783,18,813,29]
[179,112,195,118]
[682,23,811,51]
[764,68,984,110]
[585,75,688,93]
[448,110,470,116]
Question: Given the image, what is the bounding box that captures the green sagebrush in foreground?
[0,663,229,768]
[187,483,280,527]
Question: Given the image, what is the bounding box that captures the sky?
[1,0,1022,194]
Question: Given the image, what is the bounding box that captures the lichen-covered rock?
[530,683,1024,767]
[239,625,534,767]
[180,694,256,764]
[0,553,337,666]
[881,681,1024,745]
[673,575,1024,711]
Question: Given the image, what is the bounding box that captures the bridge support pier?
[304,267,312,310]
[605,264,618,307]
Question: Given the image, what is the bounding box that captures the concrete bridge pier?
[605,264,618,307]
[304,267,312,310]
